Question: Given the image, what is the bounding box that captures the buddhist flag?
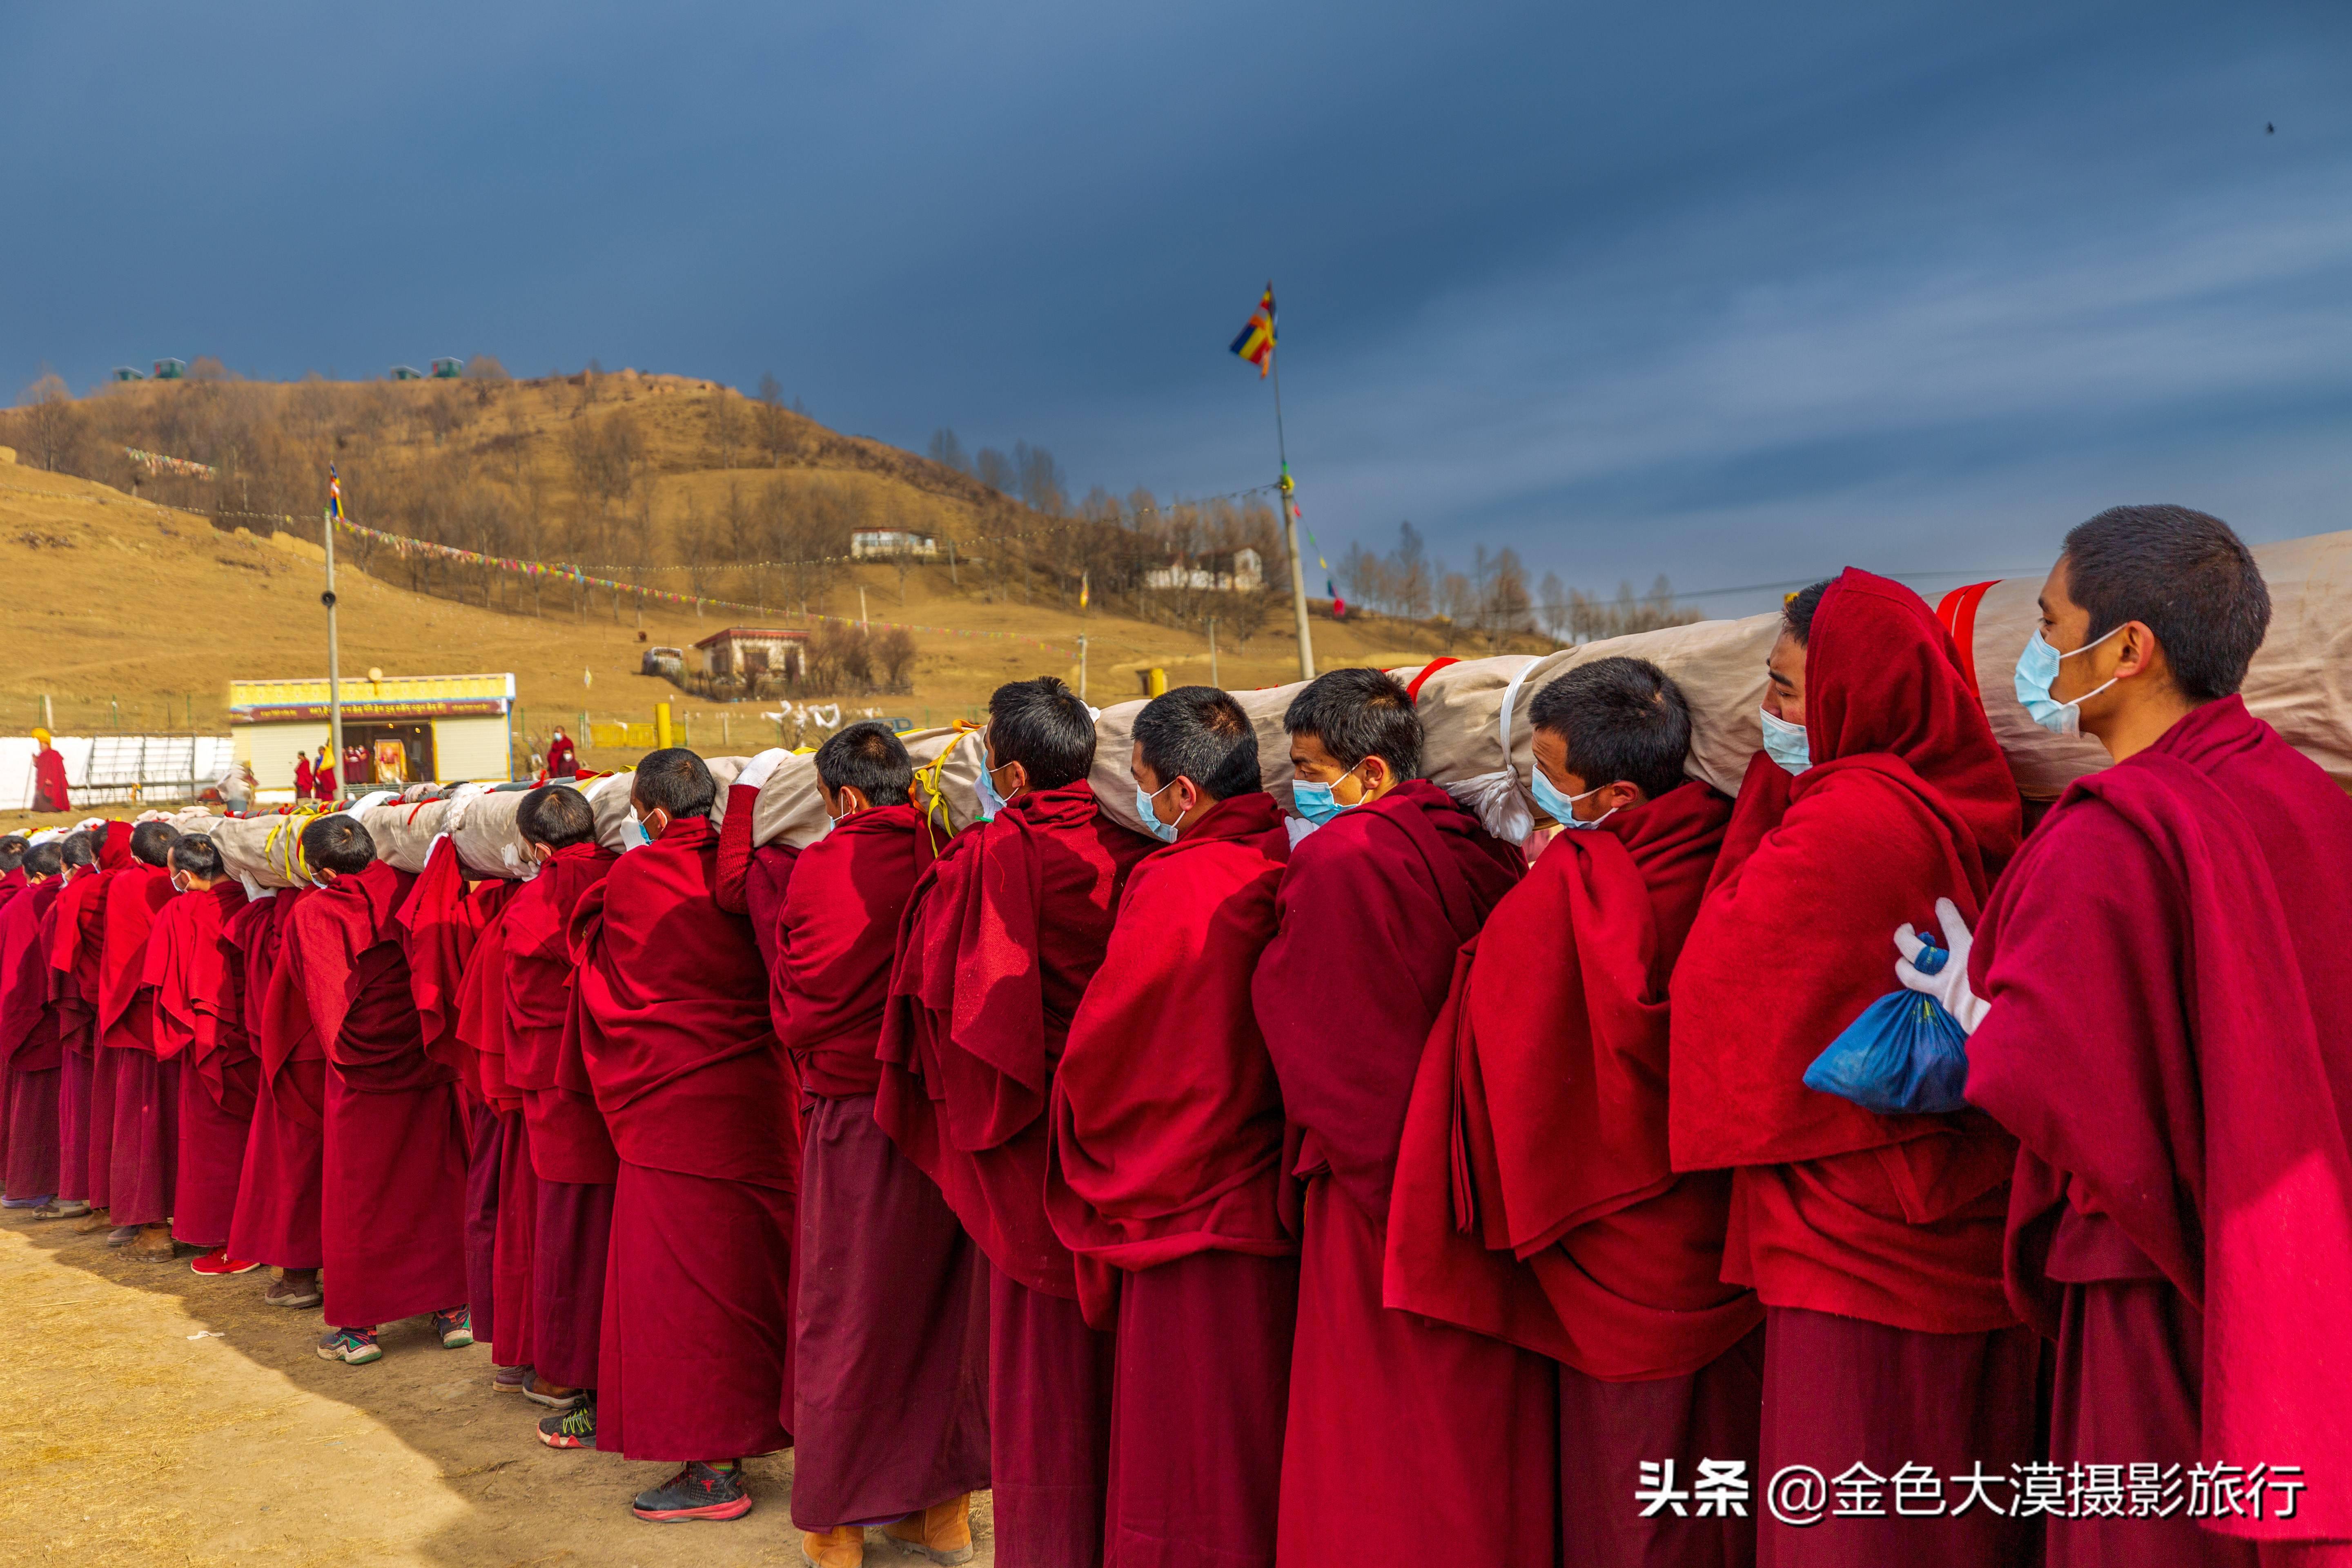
[1230,285,1275,377]
[1079,570,1090,609]
[327,465,345,521]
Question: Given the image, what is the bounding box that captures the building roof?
[692,626,811,650]
[230,672,515,723]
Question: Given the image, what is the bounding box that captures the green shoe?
[537,1396,597,1450]
[316,1327,382,1365]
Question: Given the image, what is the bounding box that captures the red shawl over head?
[149,882,256,1113]
[776,802,927,1099]
[501,842,618,1182]
[287,860,440,1094]
[47,863,113,1011]
[875,778,1154,1296]
[568,816,794,1186]
[1252,778,1523,1224]
[400,836,517,1084]
[1966,697,2352,1546]
[1386,781,1759,1379]
[0,882,64,1074]
[1046,792,1296,1323]
[242,889,325,1130]
[1671,568,2022,1172]
[97,863,176,1051]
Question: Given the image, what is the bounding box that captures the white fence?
[1,735,238,810]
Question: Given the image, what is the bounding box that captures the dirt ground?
[0,1212,996,1567]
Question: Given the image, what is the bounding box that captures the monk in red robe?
[1,841,67,1208]
[47,825,118,1227]
[147,833,262,1274]
[768,725,986,1568]
[1046,687,1298,1568]
[32,732,70,813]
[491,785,620,1451]
[99,820,183,1261]
[1386,658,1764,1568]
[288,814,472,1365]
[312,749,337,803]
[572,748,797,1524]
[1250,667,1543,1566]
[229,880,325,1307]
[878,676,1155,1567]
[1905,507,2352,1568]
[1670,569,2037,1567]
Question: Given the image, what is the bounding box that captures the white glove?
[736,748,789,793]
[1894,896,1989,1034]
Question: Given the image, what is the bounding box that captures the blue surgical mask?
[620,814,650,851]
[1292,764,1372,826]
[972,760,1009,822]
[1759,706,1813,775]
[2014,625,2125,737]
[1530,768,1611,830]
[1134,777,1182,843]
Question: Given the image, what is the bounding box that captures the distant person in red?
[0,841,69,1209]
[99,818,183,1262]
[1249,667,1541,1566]
[1046,686,1298,1568]
[571,749,797,1525]
[344,745,368,789]
[780,724,987,1568]
[311,747,336,802]
[293,751,313,801]
[31,730,69,814]
[289,814,472,1366]
[1386,658,1762,1568]
[1670,570,2035,1567]
[147,832,262,1276]
[1915,507,2352,1568]
[876,676,1155,1567]
[546,729,577,780]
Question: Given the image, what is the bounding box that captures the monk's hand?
[1894,897,1988,1033]
[736,748,790,793]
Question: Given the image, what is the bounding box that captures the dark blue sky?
[9,2,2350,612]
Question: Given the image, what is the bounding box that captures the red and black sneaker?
[537,1396,596,1450]
[630,1461,751,1522]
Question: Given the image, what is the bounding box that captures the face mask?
[1530,768,1611,830]
[1759,706,1813,775]
[2014,624,2125,737]
[620,814,650,851]
[1290,765,1365,826]
[1134,778,1183,844]
[972,761,1010,822]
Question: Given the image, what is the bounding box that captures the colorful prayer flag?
[1079,570,1090,609]
[1229,285,1275,377]
[327,465,345,521]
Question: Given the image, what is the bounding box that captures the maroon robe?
[878,777,1154,1566]
[100,862,179,1227]
[1967,695,2352,1566]
[453,901,537,1369]
[1048,791,1299,1568]
[288,861,469,1328]
[777,800,989,1532]
[1387,781,1762,1568]
[1671,570,2037,1568]
[50,859,115,1206]
[0,881,65,1200]
[503,840,620,1392]
[1250,779,1547,1568]
[229,889,325,1270]
[571,815,797,1462]
[150,881,259,1249]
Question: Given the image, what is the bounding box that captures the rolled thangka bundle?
[746,727,992,850]
[1088,680,1314,837]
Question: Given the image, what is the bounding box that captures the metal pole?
[323,506,344,797]
[1208,616,1219,688]
[1267,294,1316,681]
[1077,635,1089,700]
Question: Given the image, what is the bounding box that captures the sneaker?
[492,1364,531,1394]
[431,1307,474,1349]
[537,1397,597,1450]
[106,1225,142,1247]
[1,1194,53,1209]
[316,1327,382,1365]
[631,1461,751,1522]
[523,1374,583,1410]
[190,1248,263,1276]
[265,1272,323,1309]
[30,1198,87,1221]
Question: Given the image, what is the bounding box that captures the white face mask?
[972,761,1011,822]
[2013,624,2126,737]
[1758,706,1813,775]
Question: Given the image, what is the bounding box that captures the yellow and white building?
[230,673,517,791]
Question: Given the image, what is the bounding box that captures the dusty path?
[0,1212,996,1567]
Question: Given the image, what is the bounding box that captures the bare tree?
[756,373,789,465]
[927,428,969,474]
[464,355,511,381]
[16,372,77,471]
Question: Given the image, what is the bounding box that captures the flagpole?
[322,498,345,801]
[1267,290,1316,681]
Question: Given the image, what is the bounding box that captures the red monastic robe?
[228,890,323,1268]
[145,881,258,1247]
[1250,779,1545,1568]
[571,815,797,1462]
[1967,696,2352,1566]
[877,778,1154,1566]
[1670,568,2038,1567]
[1048,791,1299,1568]
[100,861,179,1227]
[1387,781,1762,1568]
[50,852,118,1207]
[0,881,65,1200]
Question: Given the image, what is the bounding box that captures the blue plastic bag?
[1801,940,1971,1115]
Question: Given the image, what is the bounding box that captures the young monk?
[877,676,1155,1567]
[1907,506,2352,1567]
[229,877,323,1308]
[1250,666,1542,1567]
[0,841,67,1209]
[572,749,797,1523]
[1047,686,1298,1568]
[1670,569,2035,1567]
[101,819,183,1261]
[289,814,472,1365]
[147,833,262,1274]
[46,827,113,1228]
[1386,657,1763,1568]
[499,784,619,1451]
[777,724,986,1568]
